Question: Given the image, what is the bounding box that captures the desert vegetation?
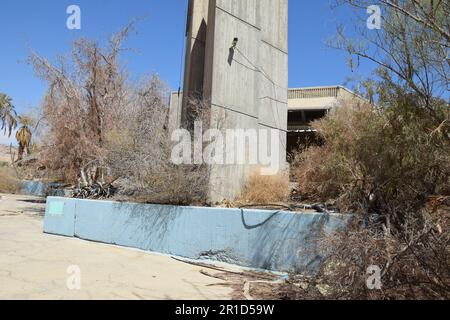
[0,92,37,188]
[0,166,20,194]
[28,23,210,205]
[0,93,17,137]
[106,83,210,205]
[283,0,450,300]
[288,93,449,299]
[292,96,449,213]
[237,171,291,206]
[15,116,34,161]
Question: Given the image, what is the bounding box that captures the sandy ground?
[0,193,235,300]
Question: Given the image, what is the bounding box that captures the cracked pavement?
[0,194,233,300]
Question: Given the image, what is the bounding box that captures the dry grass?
[0,167,20,194]
[237,171,291,205]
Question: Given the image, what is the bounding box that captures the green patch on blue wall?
[48,201,65,216]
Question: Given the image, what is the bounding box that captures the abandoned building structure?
[174,0,288,203]
[168,0,363,203]
[171,85,362,161]
[286,85,362,156]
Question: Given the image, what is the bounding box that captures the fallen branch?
[171,256,276,281]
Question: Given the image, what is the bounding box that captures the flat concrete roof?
[288,86,364,111]
[173,85,362,112]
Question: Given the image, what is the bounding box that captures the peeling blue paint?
[21,181,68,197]
[44,197,350,273]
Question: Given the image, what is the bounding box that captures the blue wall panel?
[44,197,349,272]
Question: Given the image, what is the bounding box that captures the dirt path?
[0,194,235,300]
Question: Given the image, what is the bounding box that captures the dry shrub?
[0,167,20,194]
[267,205,449,300]
[291,100,383,204]
[237,171,291,205]
[30,24,134,184]
[281,205,450,300]
[106,87,210,206]
[30,24,212,206]
[289,94,450,299]
[292,96,450,217]
[291,146,341,201]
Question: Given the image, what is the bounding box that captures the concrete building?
[168,91,183,133]
[170,85,363,162]
[172,1,364,202]
[287,86,365,155]
[179,0,289,203]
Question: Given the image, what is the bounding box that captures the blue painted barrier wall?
[21,181,67,197]
[44,197,350,273]
[21,181,47,197]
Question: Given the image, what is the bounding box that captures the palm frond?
[0,93,18,137]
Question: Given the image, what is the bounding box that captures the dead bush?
[289,94,450,299]
[30,24,212,206]
[291,146,341,201]
[262,214,449,300]
[0,167,20,194]
[237,171,291,205]
[30,24,134,184]
[292,96,450,219]
[281,204,450,300]
[106,83,210,205]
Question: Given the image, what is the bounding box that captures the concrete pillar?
[182,0,210,127]
[168,91,183,133]
[182,0,289,203]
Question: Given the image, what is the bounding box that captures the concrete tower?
[182,0,288,203]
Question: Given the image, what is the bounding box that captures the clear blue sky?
[1,0,374,144]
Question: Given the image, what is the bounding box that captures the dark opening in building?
[287,109,327,158]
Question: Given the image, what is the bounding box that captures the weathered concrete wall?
[181,0,289,203]
[44,197,349,273]
[182,0,210,126]
[168,91,183,133]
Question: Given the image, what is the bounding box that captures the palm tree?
[0,93,17,137]
[15,115,33,161]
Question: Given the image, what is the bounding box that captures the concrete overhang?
[288,97,337,111]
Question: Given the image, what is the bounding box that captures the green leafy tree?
[331,0,449,132]
[0,93,18,137]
